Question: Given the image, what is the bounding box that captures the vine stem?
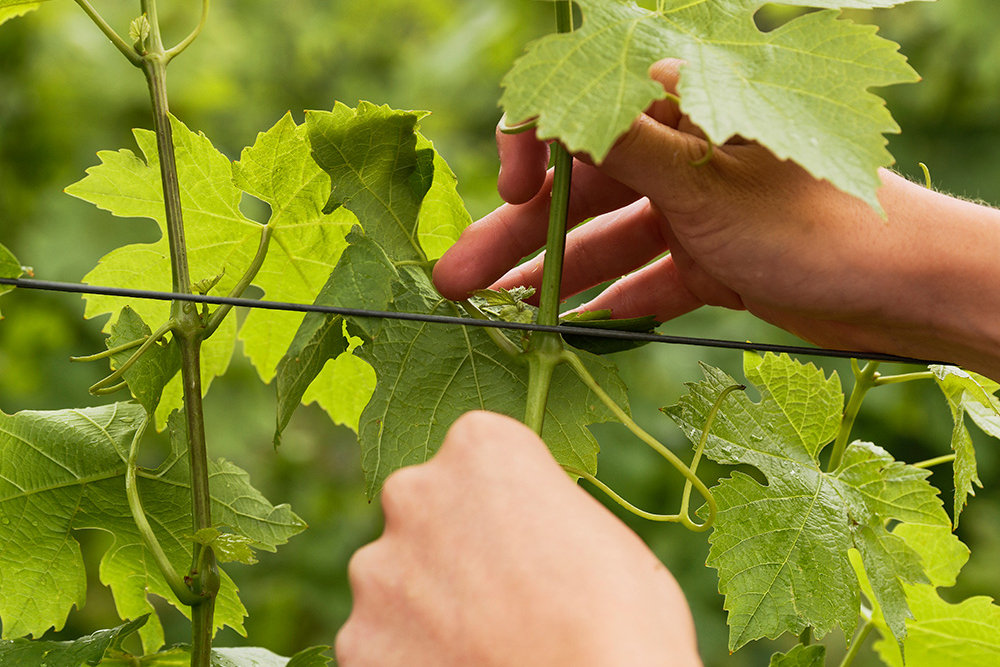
[136,2,217,666]
[523,0,574,435]
[828,361,879,471]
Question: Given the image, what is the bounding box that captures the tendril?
[87,319,174,395]
[560,348,720,531]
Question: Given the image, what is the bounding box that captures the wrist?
[874,172,1000,380]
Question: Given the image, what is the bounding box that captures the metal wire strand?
[0,277,946,366]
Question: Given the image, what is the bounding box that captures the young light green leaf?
[768,644,826,667]
[0,0,46,25]
[873,584,1000,667]
[0,241,21,320]
[414,134,471,260]
[107,306,180,415]
[355,265,628,497]
[192,528,260,565]
[0,616,147,667]
[931,365,1000,523]
[855,521,997,667]
[662,352,951,651]
[0,403,305,651]
[501,0,928,210]
[65,113,354,426]
[230,112,356,381]
[273,228,396,443]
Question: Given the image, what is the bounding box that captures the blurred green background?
[1,1,998,665]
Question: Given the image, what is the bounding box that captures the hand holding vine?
[433,59,1000,381]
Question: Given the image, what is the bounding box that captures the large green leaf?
[65,114,354,427]
[273,103,469,436]
[663,352,951,651]
[501,0,928,210]
[0,242,21,320]
[0,403,305,651]
[0,616,147,667]
[273,228,396,444]
[356,264,627,497]
[931,365,1000,523]
[94,644,331,667]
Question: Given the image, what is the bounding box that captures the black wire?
[0,277,945,366]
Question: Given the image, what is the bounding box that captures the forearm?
[872,170,1000,380]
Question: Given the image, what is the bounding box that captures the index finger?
[497,120,550,205]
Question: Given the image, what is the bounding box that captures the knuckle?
[379,464,432,521]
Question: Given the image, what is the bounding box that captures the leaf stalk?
[203,224,274,338]
[73,0,143,66]
[126,420,203,606]
[165,0,211,62]
[828,361,879,471]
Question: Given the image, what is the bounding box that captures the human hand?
[433,59,1000,371]
[335,411,702,667]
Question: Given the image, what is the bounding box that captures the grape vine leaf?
[856,522,1000,667]
[94,644,331,667]
[501,0,929,211]
[107,306,181,415]
[273,228,396,444]
[65,113,355,428]
[0,242,21,320]
[768,644,826,667]
[0,616,147,667]
[298,106,630,495]
[356,264,629,497]
[662,352,951,651]
[273,102,468,437]
[0,0,46,26]
[0,403,305,652]
[930,365,1000,524]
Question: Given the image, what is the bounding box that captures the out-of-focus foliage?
[0,2,998,667]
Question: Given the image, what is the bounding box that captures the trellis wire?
[0,277,945,366]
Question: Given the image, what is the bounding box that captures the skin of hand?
[433,59,1000,382]
[335,410,703,667]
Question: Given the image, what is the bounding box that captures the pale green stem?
[828,361,880,472]
[678,384,744,524]
[203,224,273,338]
[165,0,211,62]
[73,0,142,66]
[838,618,874,667]
[913,453,957,469]
[70,337,147,363]
[523,0,575,435]
[798,626,813,646]
[563,465,684,522]
[561,350,717,531]
[874,370,934,386]
[139,5,217,667]
[126,422,202,606]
